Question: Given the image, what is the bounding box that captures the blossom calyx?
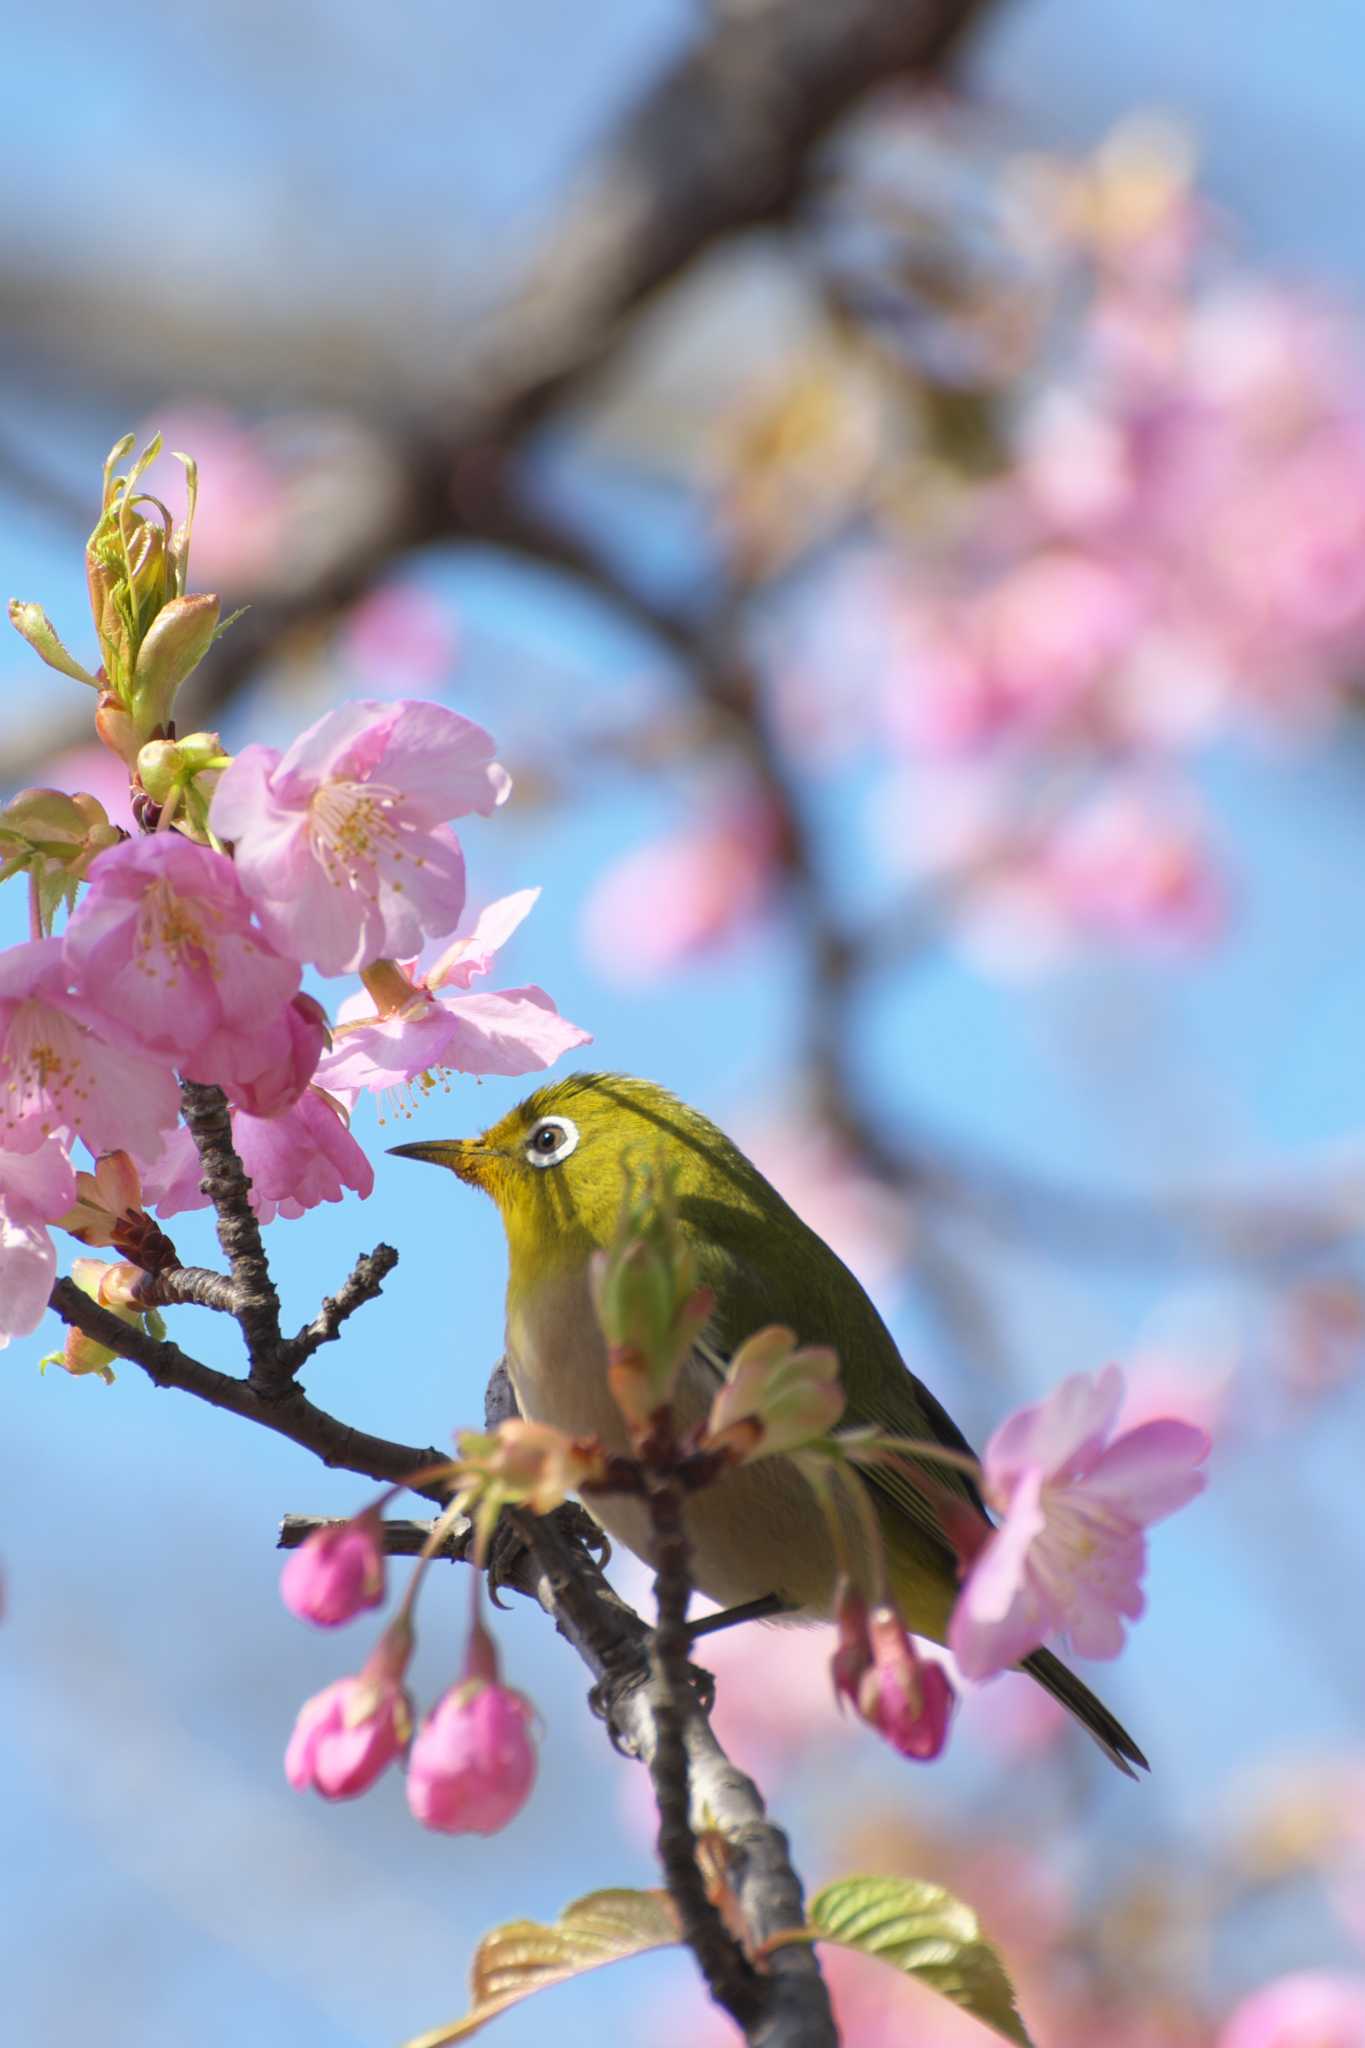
[703,1325,845,1462]
[137,731,232,839]
[40,1253,166,1383]
[58,1151,145,1246]
[0,787,123,934]
[451,1420,610,1558]
[285,1621,415,1802]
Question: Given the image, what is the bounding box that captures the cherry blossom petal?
[427,986,592,1077]
[1084,1418,1211,1522]
[348,699,511,819]
[425,889,541,991]
[0,1210,57,1346]
[985,1364,1125,1489]
[948,1467,1050,1680]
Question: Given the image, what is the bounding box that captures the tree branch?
[276,1243,401,1371]
[48,1277,449,1496]
[647,1466,764,2029]
[178,1080,283,1375]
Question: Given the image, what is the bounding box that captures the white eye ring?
[525,1115,580,1168]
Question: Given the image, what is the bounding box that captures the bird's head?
[390,1072,741,1268]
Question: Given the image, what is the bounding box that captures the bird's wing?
[692,1227,989,1556]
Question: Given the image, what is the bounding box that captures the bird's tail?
[1023,1648,1149,1778]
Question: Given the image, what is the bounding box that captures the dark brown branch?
[276,1244,400,1371]
[646,1468,764,2030]
[178,1080,283,1375]
[140,1265,241,1312]
[280,1513,474,1560]
[501,1494,837,2047]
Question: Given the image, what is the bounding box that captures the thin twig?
[276,1244,400,1371]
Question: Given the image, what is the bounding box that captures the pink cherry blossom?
[63,834,311,1110]
[0,1137,76,1347]
[1042,785,1226,947]
[884,553,1143,757]
[227,994,328,1119]
[343,583,458,687]
[281,1511,386,1627]
[285,1672,411,1801]
[949,1365,1209,1679]
[1218,1972,1365,2048]
[407,1679,538,1835]
[0,938,180,1162]
[581,801,779,984]
[315,891,590,1103]
[142,1089,373,1223]
[209,698,511,975]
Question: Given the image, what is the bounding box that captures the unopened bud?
[704,1326,845,1463]
[590,1164,714,1429]
[130,592,220,738]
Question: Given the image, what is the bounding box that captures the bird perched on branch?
[394,1071,1145,1775]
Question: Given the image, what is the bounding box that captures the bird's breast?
[504,1262,841,1617]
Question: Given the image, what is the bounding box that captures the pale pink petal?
[0,1211,56,1346]
[1084,1419,1210,1522]
[367,820,467,962]
[367,700,510,819]
[138,1123,205,1218]
[1219,1970,1365,2048]
[235,1091,373,1221]
[985,1365,1125,1491]
[314,1002,452,1095]
[206,743,284,842]
[948,1468,1050,1680]
[0,1138,76,1223]
[430,986,593,1077]
[425,888,541,991]
[272,701,399,796]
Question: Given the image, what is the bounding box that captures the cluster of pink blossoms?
[583,121,1365,984]
[2,436,589,1349]
[281,1509,537,1834]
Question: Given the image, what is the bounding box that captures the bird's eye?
[525,1116,579,1168]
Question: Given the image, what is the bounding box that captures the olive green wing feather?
[682,1199,989,1557]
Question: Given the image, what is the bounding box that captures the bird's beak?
[388,1137,488,1187]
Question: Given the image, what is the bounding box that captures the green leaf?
[797,1875,1035,2047]
[401,1888,681,2048]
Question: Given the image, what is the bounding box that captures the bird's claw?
[589,1655,651,1756]
[484,1512,531,1609]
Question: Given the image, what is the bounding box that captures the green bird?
[393,1072,1145,1775]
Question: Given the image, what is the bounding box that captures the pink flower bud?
[284,1672,412,1800]
[858,1605,954,1762]
[281,1510,386,1627]
[833,1586,954,1762]
[406,1678,537,1835]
